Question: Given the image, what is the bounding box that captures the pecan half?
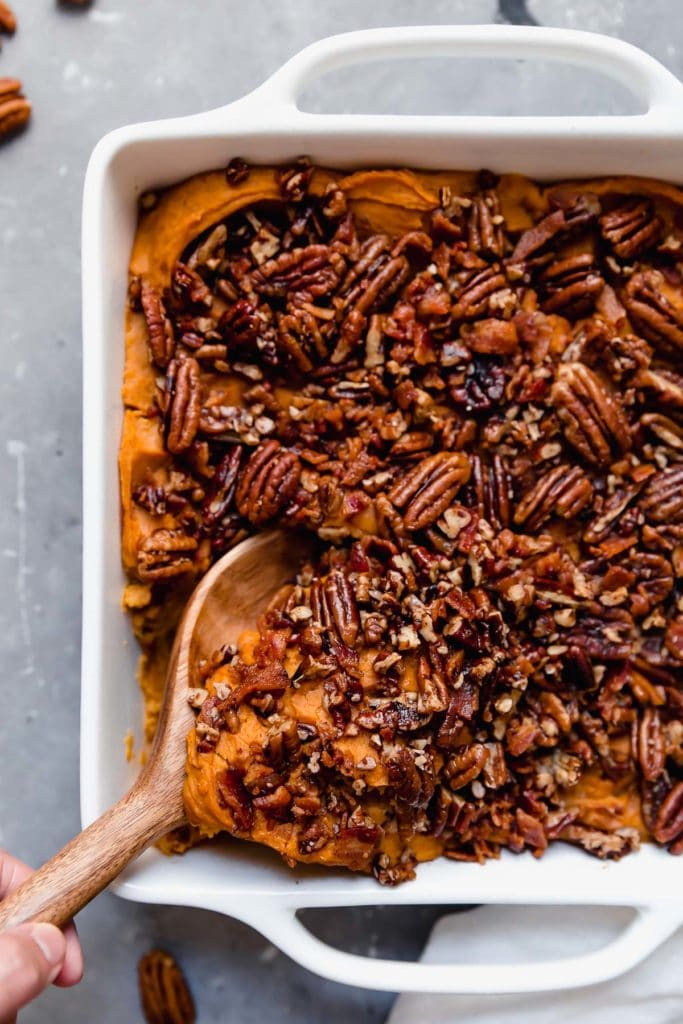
[467,191,505,259]
[138,950,195,1024]
[339,235,410,315]
[0,3,16,34]
[235,440,301,525]
[252,245,345,301]
[639,466,683,525]
[310,570,360,646]
[514,464,593,532]
[451,265,511,320]
[653,781,683,846]
[276,307,328,371]
[141,280,175,367]
[388,452,470,530]
[137,529,197,581]
[551,362,631,466]
[164,357,201,454]
[471,453,512,528]
[201,447,242,528]
[623,272,683,359]
[539,254,604,318]
[511,193,599,262]
[0,78,31,140]
[600,198,663,259]
[445,744,488,790]
[634,708,665,782]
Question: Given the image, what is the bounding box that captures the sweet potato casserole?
[121,161,683,882]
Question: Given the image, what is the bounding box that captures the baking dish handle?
[226,25,683,126]
[233,902,682,993]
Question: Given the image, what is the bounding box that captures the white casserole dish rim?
[81,25,683,994]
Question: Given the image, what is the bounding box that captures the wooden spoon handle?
[0,783,183,930]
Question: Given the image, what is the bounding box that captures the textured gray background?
[0,1,681,1021]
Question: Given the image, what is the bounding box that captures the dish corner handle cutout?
[229,902,683,993]
[212,25,683,129]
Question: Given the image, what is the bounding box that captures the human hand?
[0,850,83,1023]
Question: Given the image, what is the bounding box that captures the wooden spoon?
[0,529,314,931]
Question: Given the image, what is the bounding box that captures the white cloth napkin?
[389,905,683,1024]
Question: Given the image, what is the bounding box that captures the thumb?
[0,922,66,1020]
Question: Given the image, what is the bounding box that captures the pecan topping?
[551,362,631,466]
[137,529,197,581]
[600,197,663,259]
[514,465,593,532]
[128,162,683,882]
[138,950,195,1024]
[623,272,683,359]
[388,452,470,531]
[235,441,301,524]
[539,254,604,318]
[0,77,30,140]
[141,280,175,367]
[163,357,201,454]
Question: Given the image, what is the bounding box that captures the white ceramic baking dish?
[81,25,683,994]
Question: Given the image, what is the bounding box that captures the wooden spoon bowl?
[0,529,314,931]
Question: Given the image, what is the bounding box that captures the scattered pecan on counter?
[0,2,16,35]
[138,949,195,1024]
[123,162,683,878]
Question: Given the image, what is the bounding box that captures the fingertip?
[54,931,84,988]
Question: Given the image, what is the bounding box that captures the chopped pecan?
[450,355,506,412]
[600,198,662,259]
[557,823,639,859]
[138,950,195,1024]
[216,768,254,832]
[141,281,175,367]
[551,362,631,466]
[539,254,604,318]
[235,441,301,525]
[137,529,197,581]
[225,156,250,185]
[276,157,313,202]
[387,452,470,530]
[0,77,31,140]
[623,271,683,358]
[514,465,593,532]
[164,357,201,454]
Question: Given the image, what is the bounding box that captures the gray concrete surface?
[0,1,681,1020]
